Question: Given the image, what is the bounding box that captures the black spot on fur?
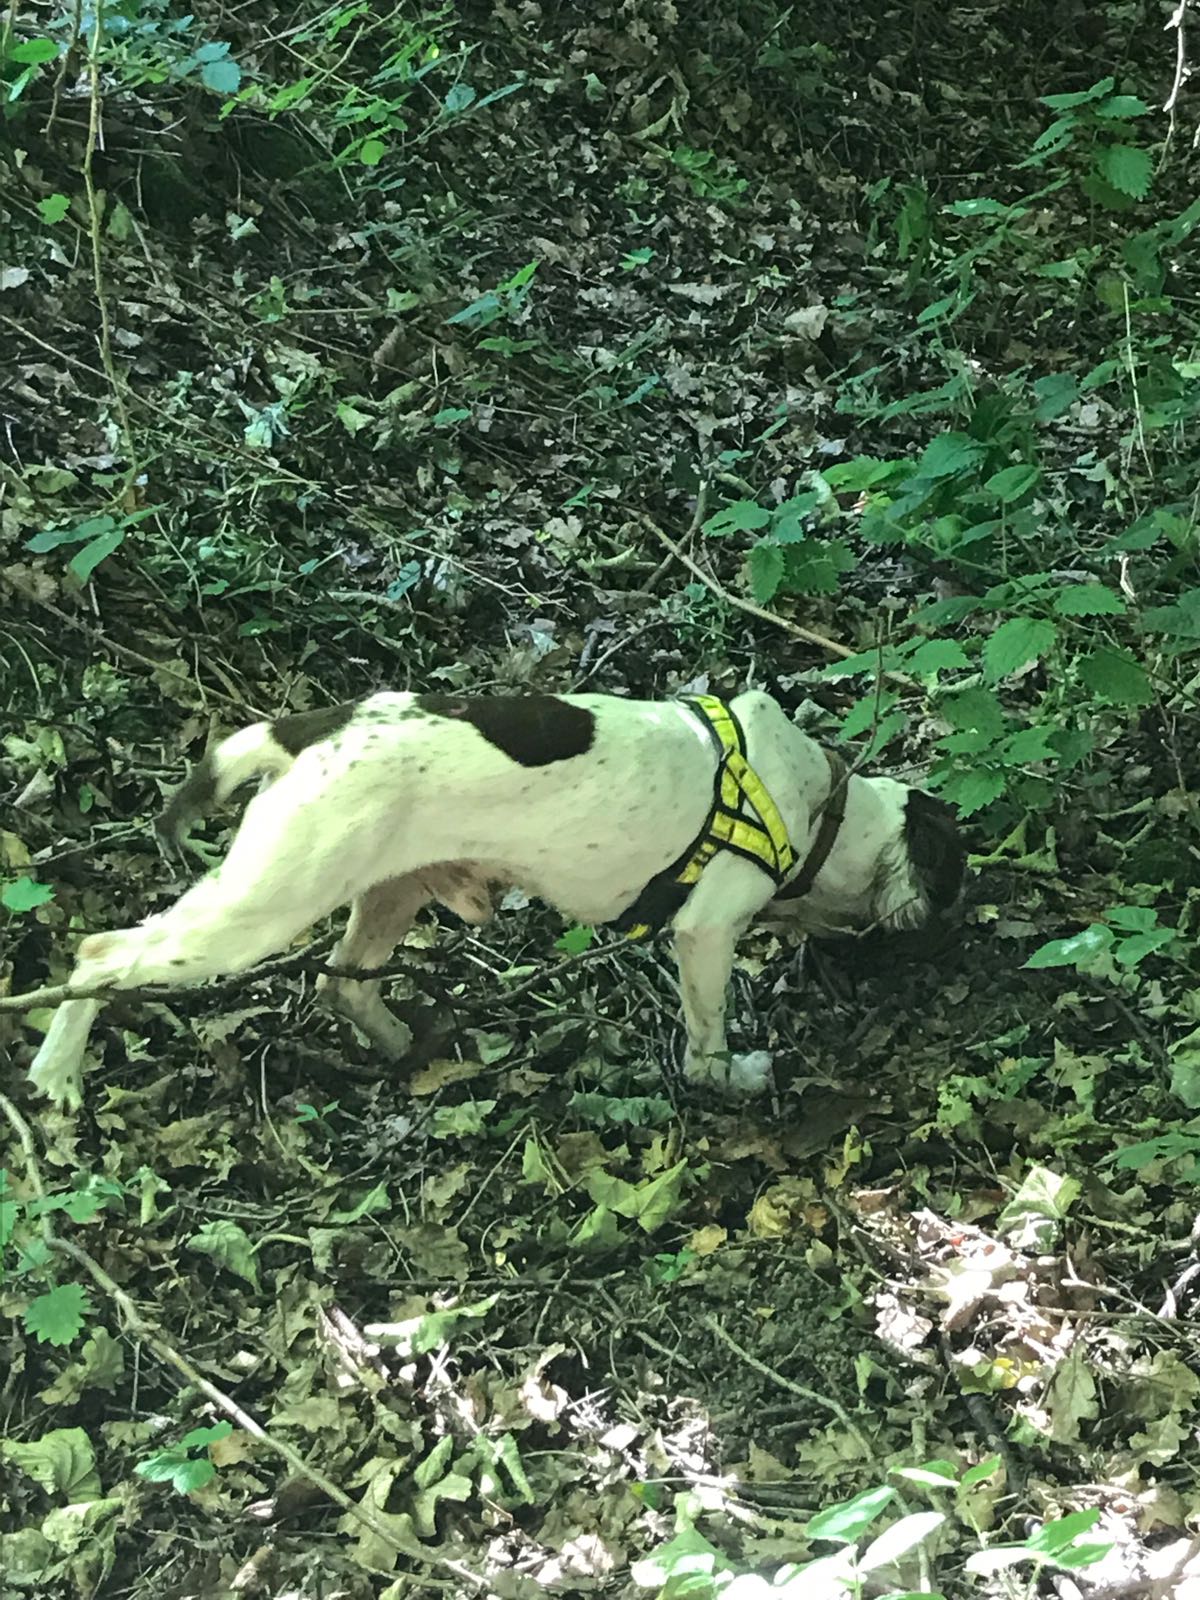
[272,702,358,756]
[906,790,966,913]
[418,695,595,767]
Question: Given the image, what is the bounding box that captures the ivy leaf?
[703,500,771,536]
[3,877,54,911]
[187,1220,259,1288]
[554,924,594,956]
[1076,647,1153,706]
[1054,584,1126,617]
[1024,925,1114,969]
[38,193,70,224]
[747,540,784,603]
[1097,144,1152,200]
[24,1284,93,1347]
[982,617,1058,682]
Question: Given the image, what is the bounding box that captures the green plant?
[671,145,747,202]
[2,1170,126,1347]
[136,1423,233,1494]
[630,1462,1111,1599]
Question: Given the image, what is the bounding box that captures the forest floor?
[4,1,1200,1597]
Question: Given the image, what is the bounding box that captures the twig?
[639,480,710,595]
[0,1093,485,1588]
[82,3,135,471]
[637,511,856,659]
[701,1314,876,1460]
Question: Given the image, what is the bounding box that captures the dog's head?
[868,784,966,933]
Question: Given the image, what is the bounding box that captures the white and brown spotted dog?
[28,690,963,1109]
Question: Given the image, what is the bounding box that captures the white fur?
[28,690,935,1110]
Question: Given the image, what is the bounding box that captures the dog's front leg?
[674,922,740,1088]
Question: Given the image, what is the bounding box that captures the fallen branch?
[0,1092,485,1588]
[637,511,856,659]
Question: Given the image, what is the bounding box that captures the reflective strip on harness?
[617,695,797,940]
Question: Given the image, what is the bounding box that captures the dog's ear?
[905,790,966,913]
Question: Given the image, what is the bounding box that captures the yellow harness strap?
[619,695,797,941]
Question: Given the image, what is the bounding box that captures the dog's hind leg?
[27,998,102,1110]
[318,875,431,1059]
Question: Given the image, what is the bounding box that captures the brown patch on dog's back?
[418,695,595,767]
[905,790,966,913]
[272,702,358,756]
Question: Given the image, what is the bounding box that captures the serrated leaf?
[1053,583,1126,617]
[1040,77,1114,109]
[841,690,900,741]
[24,1284,93,1347]
[1098,144,1152,199]
[906,638,969,675]
[1076,647,1152,706]
[3,876,54,911]
[1141,589,1200,638]
[985,464,1040,501]
[942,686,1004,737]
[1023,925,1114,969]
[1097,94,1150,119]
[917,432,987,480]
[982,616,1058,682]
[187,1220,259,1287]
[703,499,772,536]
[554,923,594,955]
[783,537,856,595]
[747,540,784,603]
[935,768,1005,817]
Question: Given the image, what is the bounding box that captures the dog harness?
[615,695,847,940]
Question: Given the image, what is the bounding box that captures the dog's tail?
[156,722,295,850]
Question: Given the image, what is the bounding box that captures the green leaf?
[1024,925,1114,969]
[24,1284,93,1347]
[444,82,476,112]
[942,686,1005,737]
[1040,78,1114,109]
[1054,584,1126,617]
[1114,929,1176,967]
[200,57,241,94]
[1141,589,1200,638]
[429,1101,496,1137]
[906,639,970,675]
[3,877,54,911]
[984,464,1040,501]
[748,540,784,603]
[917,432,987,480]
[935,768,1005,816]
[11,38,59,63]
[807,1485,897,1542]
[621,246,654,269]
[38,193,70,224]
[982,616,1058,682]
[554,924,595,956]
[1097,94,1150,119]
[69,528,125,583]
[783,537,857,595]
[1098,144,1152,200]
[359,137,386,166]
[703,499,771,536]
[1076,647,1153,706]
[187,1220,259,1287]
